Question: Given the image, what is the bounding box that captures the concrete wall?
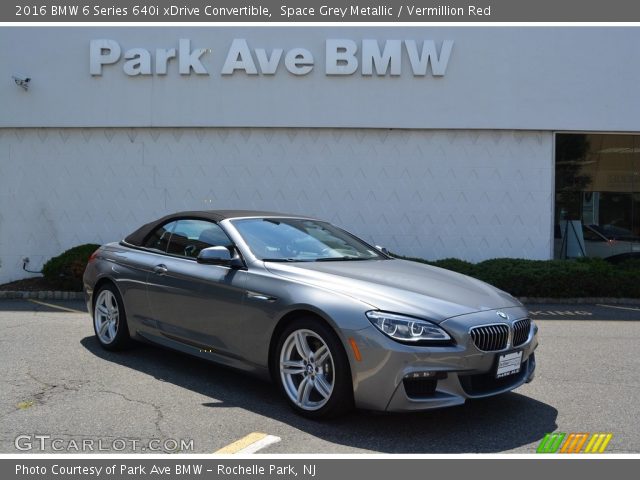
[0,128,553,283]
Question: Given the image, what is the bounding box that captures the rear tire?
[93,283,131,351]
[275,317,353,419]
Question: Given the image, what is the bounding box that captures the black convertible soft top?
[123,210,313,246]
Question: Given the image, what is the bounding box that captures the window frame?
[138,217,238,263]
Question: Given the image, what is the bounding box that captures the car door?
[144,219,249,362]
[110,247,164,331]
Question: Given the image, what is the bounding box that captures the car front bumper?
[347,306,538,412]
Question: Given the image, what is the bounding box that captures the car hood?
[264,259,521,323]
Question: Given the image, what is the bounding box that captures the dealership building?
[0,26,639,284]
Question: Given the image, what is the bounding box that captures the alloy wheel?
[94,289,119,344]
[279,329,335,411]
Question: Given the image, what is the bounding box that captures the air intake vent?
[403,377,438,398]
[470,324,509,351]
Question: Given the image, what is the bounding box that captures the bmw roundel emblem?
[496,311,508,320]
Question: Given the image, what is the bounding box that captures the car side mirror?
[375,245,389,255]
[197,246,232,266]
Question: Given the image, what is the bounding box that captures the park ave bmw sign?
[89,38,454,77]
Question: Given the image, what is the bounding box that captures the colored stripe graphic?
[584,433,613,453]
[560,433,575,453]
[537,433,565,453]
[571,433,590,453]
[537,432,613,453]
[560,433,589,453]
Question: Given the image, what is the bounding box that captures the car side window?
[143,221,178,252]
[165,219,232,259]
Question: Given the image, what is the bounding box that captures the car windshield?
[231,218,386,262]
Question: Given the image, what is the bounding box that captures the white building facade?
[1,27,638,283]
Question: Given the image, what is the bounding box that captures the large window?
[555,134,640,260]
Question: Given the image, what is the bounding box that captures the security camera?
[12,75,30,91]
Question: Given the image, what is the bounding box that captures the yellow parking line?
[214,432,281,454]
[28,299,84,314]
[214,432,267,454]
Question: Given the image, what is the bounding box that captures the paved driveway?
[1,300,639,453]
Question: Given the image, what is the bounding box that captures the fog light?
[406,371,447,379]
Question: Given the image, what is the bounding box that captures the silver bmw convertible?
[83,210,538,418]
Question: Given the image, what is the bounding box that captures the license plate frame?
[495,350,523,379]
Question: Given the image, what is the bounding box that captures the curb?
[518,297,640,305]
[0,291,84,300]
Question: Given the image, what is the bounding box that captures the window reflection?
[555,134,640,261]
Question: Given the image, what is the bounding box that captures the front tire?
[93,283,131,351]
[275,318,353,419]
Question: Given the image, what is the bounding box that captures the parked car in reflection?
[555,223,640,261]
[84,210,537,418]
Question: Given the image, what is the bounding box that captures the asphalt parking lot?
[1,299,639,454]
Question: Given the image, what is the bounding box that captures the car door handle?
[153,264,168,275]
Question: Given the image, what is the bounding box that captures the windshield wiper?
[314,257,372,262]
[263,257,373,262]
[262,258,315,262]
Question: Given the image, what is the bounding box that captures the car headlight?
[366,311,451,344]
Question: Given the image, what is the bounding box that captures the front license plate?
[495,350,523,379]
